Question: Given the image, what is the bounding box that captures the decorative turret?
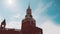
[1,19,6,30]
[27,4,31,15]
[25,4,32,18]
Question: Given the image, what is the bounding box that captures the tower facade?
[21,5,36,34]
[21,5,36,29]
[21,5,43,34]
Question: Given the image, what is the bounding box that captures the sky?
[0,0,60,34]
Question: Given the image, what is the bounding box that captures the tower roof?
[1,19,6,24]
[28,4,31,9]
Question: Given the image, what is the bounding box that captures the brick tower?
[21,4,43,34]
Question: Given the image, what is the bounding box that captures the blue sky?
[0,0,60,34]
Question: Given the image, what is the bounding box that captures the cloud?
[32,1,54,25]
[10,12,25,22]
[3,0,19,12]
[6,21,21,29]
[39,20,60,34]
[13,13,21,19]
[0,16,4,25]
[33,1,53,16]
[32,1,60,34]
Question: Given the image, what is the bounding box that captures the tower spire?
[25,4,32,18]
[28,3,30,9]
[26,4,31,15]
